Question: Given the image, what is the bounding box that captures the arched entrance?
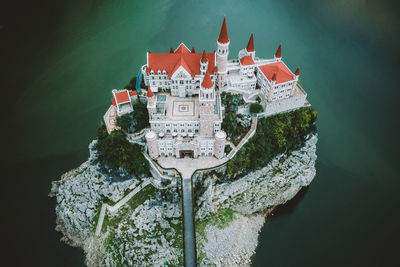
[179,150,194,158]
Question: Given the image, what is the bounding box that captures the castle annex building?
[106,17,308,160]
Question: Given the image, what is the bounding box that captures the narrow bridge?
[181,176,197,267]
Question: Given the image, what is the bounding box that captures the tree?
[225,107,317,180]
[131,98,149,131]
[250,102,263,114]
[116,113,133,132]
[96,125,150,176]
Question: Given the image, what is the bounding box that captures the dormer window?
[157,70,161,75]
[162,70,166,75]
[150,70,154,75]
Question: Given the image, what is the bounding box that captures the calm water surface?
[1,0,399,266]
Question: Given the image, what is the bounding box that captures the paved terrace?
[157,156,229,179]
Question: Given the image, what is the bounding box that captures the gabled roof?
[258,62,294,84]
[240,55,255,66]
[246,33,254,52]
[201,71,213,89]
[114,90,131,104]
[218,17,229,44]
[146,47,216,78]
[174,43,191,54]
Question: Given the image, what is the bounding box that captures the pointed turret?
[218,17,229,44]
[191,47,195,53]
[201,50,207,63]
[246,33,254,52]
[146,87,156,119]
[170,47,174,53]
[274,44,281,59]
[201,71,213,89]
[147,87,154,98]
[294,67,300,76]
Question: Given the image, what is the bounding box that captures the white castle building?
[106,17,306,159]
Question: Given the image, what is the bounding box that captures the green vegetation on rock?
[131,98,150,132]
[221,112,250,145]
[116,98,149,133]
[226,107,317,178]
[96,125,150,176]
[249,102,263,114]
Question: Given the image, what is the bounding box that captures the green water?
[1,0,399,266]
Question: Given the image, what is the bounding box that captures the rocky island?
[50,17,317,267]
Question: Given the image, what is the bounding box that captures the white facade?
[137,18,305,159]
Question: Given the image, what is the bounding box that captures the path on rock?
[95,180,150,236]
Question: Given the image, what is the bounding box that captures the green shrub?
[116,113,133,132]
[96,125,149,176]
[226,107,317,179]
[249,103,263,114]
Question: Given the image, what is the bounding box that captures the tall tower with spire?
[216,17,230,88]
[199,71,216,136]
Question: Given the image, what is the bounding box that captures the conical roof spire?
[191,47,195,53]
[201,71,213,89]
[147,87,154,98]
[170,47,174,53]
[218,17,229,44]
[201,50,207,63]
[246,33,254,52]
[275,44,281,58]
[294,67,300,76]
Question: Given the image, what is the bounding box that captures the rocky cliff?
[50,134,317,266]
[195,134,317,266]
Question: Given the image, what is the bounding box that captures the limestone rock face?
[50,141,139,247]
[51,134,317,267]
[196,134,318,266]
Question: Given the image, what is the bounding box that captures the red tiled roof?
[147,87,154,98]
[246,33,254,52]
[147,48,216,78]
[111,98,116,106]
[201,50,207,63]
[275,44,281,58]
[129,90,137,96]
[115,91,131,104]
[294,67,300,76]
[201,71,213,89]
[218,17,229,44]
[258,62,294,84]
[174,43,191,54]
[240,55,255,66]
